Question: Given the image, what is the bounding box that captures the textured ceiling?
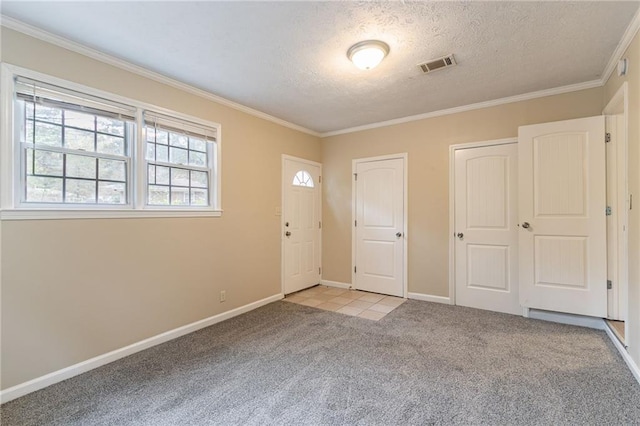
[2,1,638,134]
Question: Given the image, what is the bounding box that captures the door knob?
[521,222,531,229]
[285,231,291,237]
[396,232,403,238]
[457,233,464,239]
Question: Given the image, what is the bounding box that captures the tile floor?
[284,285,406,321]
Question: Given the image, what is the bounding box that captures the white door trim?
[448,138,517,306]
[603,82,629,341]
[352,153,408,298]
[281,154,322,296]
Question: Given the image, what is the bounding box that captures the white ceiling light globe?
[348,40,390,70]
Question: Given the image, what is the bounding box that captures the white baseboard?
[407,292,452,305]
[320,280,351,289]
[604,324,640,385]
[0,293,283,404]
[527,309,605,330]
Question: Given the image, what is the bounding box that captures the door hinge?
[605,133,611,143]
[607,280,612,290]
[354,173,358,181]
[319,221,322,229]
[354,220,357,227]
[354,266,357,273]
[319,267,322,275]
[319,175,322,183]
[606,206,612,216]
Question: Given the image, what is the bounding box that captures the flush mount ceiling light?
[347,40,390,70]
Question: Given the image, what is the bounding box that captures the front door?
[454,143,520,315]
[518,116,607,317]
[354,156,405,297]
[283,156,321,295]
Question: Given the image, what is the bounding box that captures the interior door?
[354,157,405,297]
[518,116,606,317]
[454,143,520,315]
[283,157,321,295]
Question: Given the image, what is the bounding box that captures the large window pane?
[156,166,170,184]
[33,150,64,176]
[35,105,62,124]
[170,187,189,206]
[169,147,188,165]
[96,116,124,136]
[171,168,189,186]
[148,185,169,205]
[190,188,208,206]
[191,170,208,188]
[34,122,62,146]
[65,179,96,203]
[156,144,169,162]
[66,128,95,151]
[189,138,207,152]
[98,182,126,204]
[169,133,188,148]
[66,154,96,179]
[98,158,126,182]
[26,176,63,202]
[189,151,207,167]
[64,110,95,131]
[97,134,125,156]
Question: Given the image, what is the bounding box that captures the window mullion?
[134,109,145,210]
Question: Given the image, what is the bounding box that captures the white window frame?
[0,63,222,220]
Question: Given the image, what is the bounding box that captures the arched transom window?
[292,170,314,187]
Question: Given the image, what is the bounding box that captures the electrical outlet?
[220,290,226,302]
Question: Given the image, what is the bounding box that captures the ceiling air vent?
[418,54,457,74]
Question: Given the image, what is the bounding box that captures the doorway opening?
[604,82,629,347]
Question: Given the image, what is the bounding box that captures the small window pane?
[66,154,96,179]
[169,147,188,165]
[34,122,62,146]
[189,138,207,152]
[25,120,34,143]
[33,150,64,176]
[189,151,207,167]
[292,170,314,187]
[156,166,170,185]
[146,127,156,142]
[98,182,126,204]
[64,110,95,131]
[97,134,125,156]
[66,128,95,151]
[149,185,169,205]
[25,102,35,120]
[171,168,189,186]
[169,133,188,148]
[190,188,208,206]
[65,179,96,203]
[170,187,189,206]
[98,158,126,182]
[96,116,124,136]
[191,170,208,188]
[148,165,156,184]
[35,105,62,124]
[26,176,63,202]
[26,149,33,174]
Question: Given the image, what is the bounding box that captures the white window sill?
[0,208,223,220]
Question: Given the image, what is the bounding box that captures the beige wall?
[604,30,640,367]
[322,88,604,297]
[0,28,321,389]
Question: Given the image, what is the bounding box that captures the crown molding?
[320,79,602,138]
[601,7,640,85]
[0,16,321,138]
